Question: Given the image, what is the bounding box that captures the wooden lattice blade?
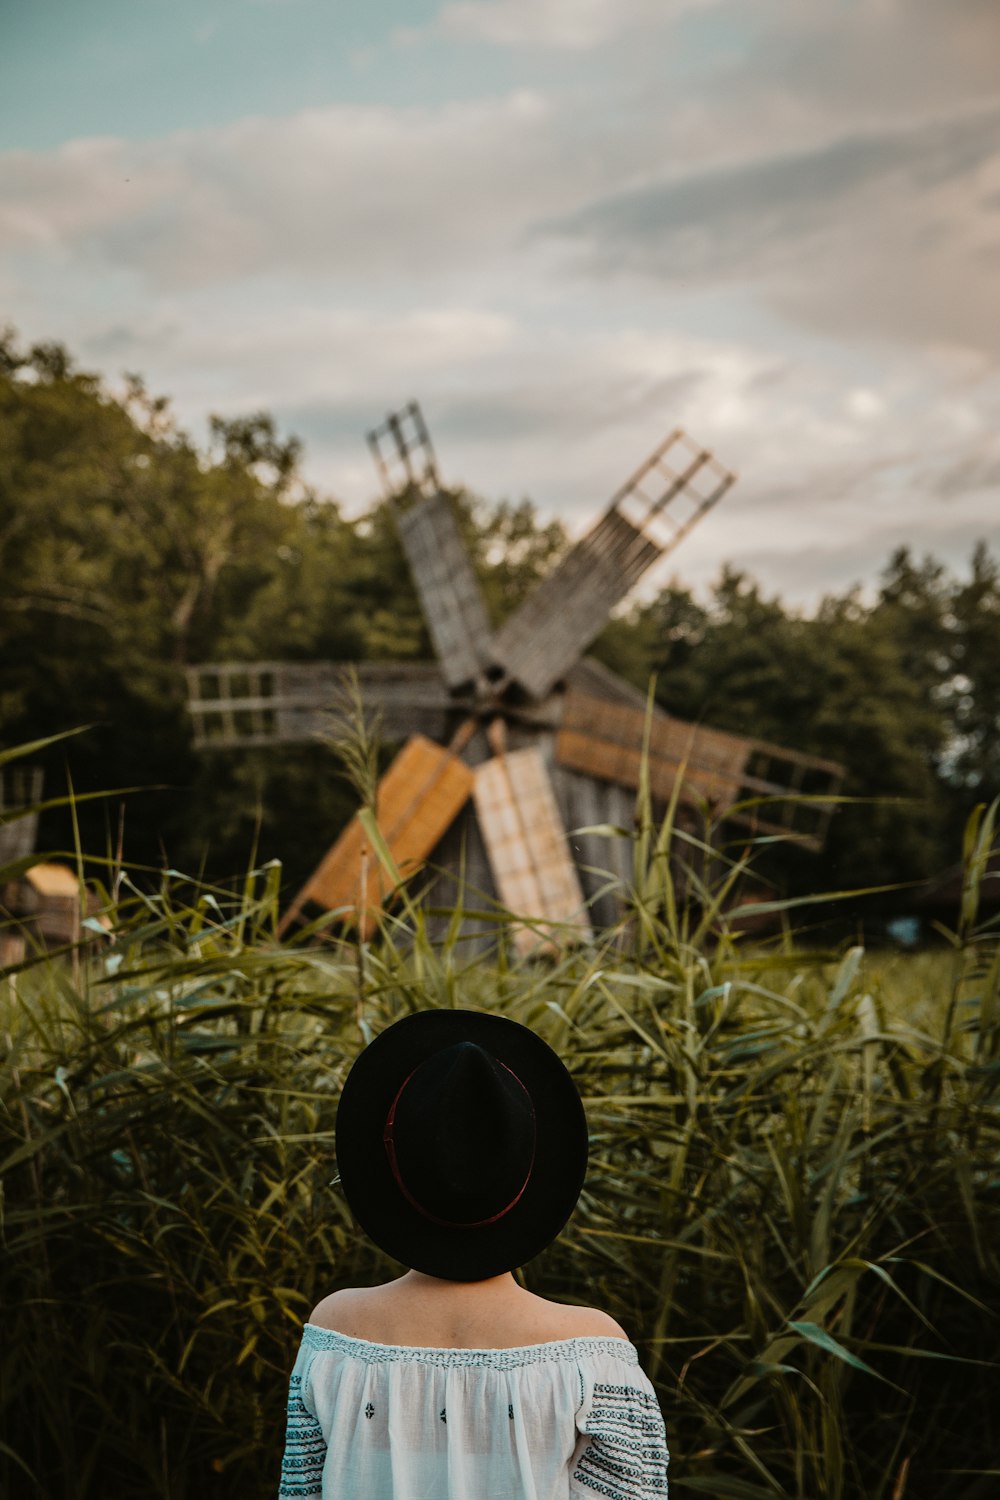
[368,400,441,506]
[282,734,474,936]
[473,746,593,957]
[556,690,843,851]
[395,491,495,689]
[185,660,459,749]
[491,430,734,700]
[490,514,658,704]
[368,403,494,690]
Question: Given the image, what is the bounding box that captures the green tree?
[0,335,360,877]
[873,547,953,705]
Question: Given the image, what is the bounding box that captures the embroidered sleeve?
[573,1381,669,1500]
[278,1355,326,1499]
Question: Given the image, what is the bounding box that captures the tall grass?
[1,785,998,1499]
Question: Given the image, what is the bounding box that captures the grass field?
[2,791,998,1500]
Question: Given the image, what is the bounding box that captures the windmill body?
[187,403,843,953]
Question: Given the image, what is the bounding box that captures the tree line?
[2,331,997,910]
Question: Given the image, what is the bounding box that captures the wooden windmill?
[186,403,843,953]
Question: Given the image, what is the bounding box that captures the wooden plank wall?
[548,763,635,930]
[415,801,502,955]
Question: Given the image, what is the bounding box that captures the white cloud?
[0,92,599,293]
[427,0,698,51]
[129,301,518,414]
[845,390,885,422]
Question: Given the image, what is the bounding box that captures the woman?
[278,1008,668,1498]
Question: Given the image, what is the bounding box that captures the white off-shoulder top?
[278,1323,668,1500]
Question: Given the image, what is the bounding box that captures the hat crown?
[335,1008,588,1281]
[391,1041,536,1225]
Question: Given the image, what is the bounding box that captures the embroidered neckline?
[302,1324,639,1369]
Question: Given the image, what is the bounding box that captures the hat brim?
[335,1009,588,1282]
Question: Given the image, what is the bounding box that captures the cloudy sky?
[2,0,998,606]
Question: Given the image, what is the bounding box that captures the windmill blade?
[491,429,735,701]
[280,734,475,937]
[185,660,462,750]
[473,745,593,957]
[369,402,494,691]
[555,690,844,851]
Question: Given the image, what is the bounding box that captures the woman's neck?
[397,1269,519,1296]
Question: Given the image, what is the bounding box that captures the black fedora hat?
[335,1009,588,1282]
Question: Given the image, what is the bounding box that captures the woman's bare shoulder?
[308,1286,382,1334]
[528,1294,630,1342]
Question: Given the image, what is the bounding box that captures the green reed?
[1,786,997,1499]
